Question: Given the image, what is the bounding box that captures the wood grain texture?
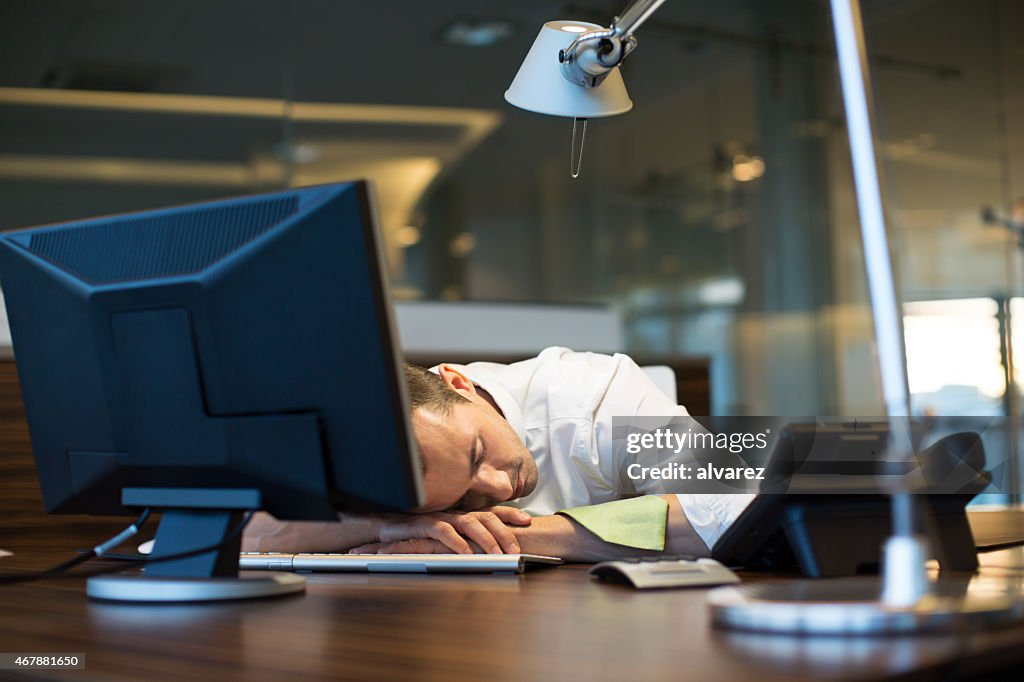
[970,508,1024,549]
[1,551,1024,681]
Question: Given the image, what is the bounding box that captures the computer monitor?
[0,181,423,601]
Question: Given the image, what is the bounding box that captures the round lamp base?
[708,577,1024,635]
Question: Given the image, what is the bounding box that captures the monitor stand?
[86,488,305,603]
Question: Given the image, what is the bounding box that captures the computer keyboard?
[589,555,741,589]
[238,552,563,574]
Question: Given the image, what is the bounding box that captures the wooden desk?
[5,356,1024,680]
[969,507,1024,550]
[3,546,1024,681]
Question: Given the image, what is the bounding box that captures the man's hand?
[354,496,710,561]
[350,506,532,555]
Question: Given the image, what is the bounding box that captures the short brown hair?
[404,363,468,416]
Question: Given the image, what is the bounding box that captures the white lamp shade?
[505,20,633,118]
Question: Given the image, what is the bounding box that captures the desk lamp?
[507,0,1023,633]
[504,1,665,176]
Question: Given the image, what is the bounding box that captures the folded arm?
[242,506,532,555]
[353,495,710,562]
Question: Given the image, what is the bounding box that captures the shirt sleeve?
[592,353,688,496]
[675,494,755,550]
[591,353,755,550]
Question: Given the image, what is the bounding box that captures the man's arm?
[356,495,710,562]
[243,512,382,553]
[242,507,532,554]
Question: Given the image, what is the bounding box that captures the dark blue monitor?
[0,181,423,525]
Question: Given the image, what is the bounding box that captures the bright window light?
[903,298,1004,413]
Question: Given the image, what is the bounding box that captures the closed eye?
[474,438,485,473]
[448,439,485,512]
[467,438,481,479]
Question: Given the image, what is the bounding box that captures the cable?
[1,510,255,584]
[0,509,151,585]
[87,552,148,561]
[68,511,256,581]
[120,511,255,568]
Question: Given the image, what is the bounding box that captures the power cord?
[0,510,255,584]
[0,509,151,585]
[69,511,256,581]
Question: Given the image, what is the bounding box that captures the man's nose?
[475,465,514,501]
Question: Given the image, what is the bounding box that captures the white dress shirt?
[436,347,754,550]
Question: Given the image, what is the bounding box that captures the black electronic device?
[712,429,987,577]
[0,181,424,601]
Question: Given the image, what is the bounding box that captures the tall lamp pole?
[710,0,1022,633]
[828,0,925,608]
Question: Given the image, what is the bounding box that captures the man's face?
[412,387,538,513]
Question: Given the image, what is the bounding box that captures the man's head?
[404,363,538,513]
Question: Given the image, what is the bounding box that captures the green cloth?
[557,495,669,551]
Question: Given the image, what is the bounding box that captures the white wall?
[0,296,624,360]
[393,301,623,355]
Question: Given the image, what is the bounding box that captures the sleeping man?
[243,347,753,561]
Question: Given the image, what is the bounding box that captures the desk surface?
[3,543,1024,682]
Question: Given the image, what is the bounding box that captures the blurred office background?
[1,1,1022,478]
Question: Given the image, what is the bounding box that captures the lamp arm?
[560,0,668,88]
[612,0,669,42]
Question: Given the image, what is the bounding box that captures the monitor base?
[86,571,305,603]
[708,577,1024,634]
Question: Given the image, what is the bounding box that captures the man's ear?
[437,364,478,397]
